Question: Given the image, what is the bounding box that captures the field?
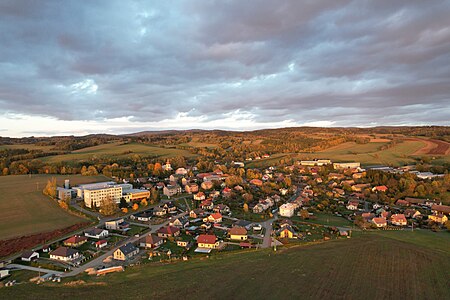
[296,139,440,166]
[39,142,197,163]
[0,174,109,240]
[1,233,449,299]
[294,213,353,228]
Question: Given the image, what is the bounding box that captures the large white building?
[300,159,332,166]
[279,203,296,217]
[333,162,361,169]
[84,185,123,208]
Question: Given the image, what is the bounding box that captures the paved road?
[261,215,278,248]
[7,264,63,275]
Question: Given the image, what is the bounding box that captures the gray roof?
[118,243,138,255]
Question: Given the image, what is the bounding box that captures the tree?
[122,207,128,214]
[299,209,309,220]
[2,168,8,176]
[132,203,139,211]
[150,188,160,204]
[43,177,57,198]
[119,197,128,209]
[140,199,148,207]
[243,203,249,213]
[100,196,118,216]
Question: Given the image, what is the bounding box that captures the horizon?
[1,124,449,139]
[1,1,449,137]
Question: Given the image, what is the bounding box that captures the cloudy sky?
[1,0,449,137]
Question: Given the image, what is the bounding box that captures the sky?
[1,0,449,137]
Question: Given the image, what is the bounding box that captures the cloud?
[0,0,449,137]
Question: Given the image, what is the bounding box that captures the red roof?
[64,235,87,244]
[157,226,180,235]
[95,239,107,245]
[210,213,222,220]
[372,217,387,225]
[374,185,388,192]
[197,234,217,245]
[391,214,407,222]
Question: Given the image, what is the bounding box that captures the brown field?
[408,138,450,155]
[1,233,449,299]
[0,174,110,240]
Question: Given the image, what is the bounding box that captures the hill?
[1,232,449,299]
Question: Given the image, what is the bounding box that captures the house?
[156,226,180,238]
[372,217,387,228]
[431,205,450,216]
[163,185,180,198]
[153,206,167,217]
[395,199,410,207]
[229,227,248,241]
[114,243,139,261]
[50,247,80,262]
[372,185,388,192]
[249,179,263,187]
[213,204,230,214]
[21,250,39,262]
[362,212,375,221]
[193,192,206,201]
[163,202,177,212]
[130,210,153,222]
[404,209,421,219]
[197,234,220,249]
[170,216,190,228]
[351,184,371,192]
[279,219,293,228]
[428,214,448,224]
[222,187,232,197]
[279,203,296,217]
[140,234,164,249]
[63,235,88,247]
[185,183,199,194]
[204,213,223,223]
[391,214,407,226]
[95,240,108,249]
[84,228,109,239]
[190,208,205,218]
[234,220,253,230]
[41,245,51,253]
[176,167,188,175]
[176,239,193,250]
[201,181,214,190]
[105,218,129,230]
[346,201,359,210]
[277,225,296,238]
[200,199,214,210]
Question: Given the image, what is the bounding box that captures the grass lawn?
[2,233,449,299]
[292,213,353,228]
[0,174,109,240]
[39,142,197,163]
[2,269,39,283]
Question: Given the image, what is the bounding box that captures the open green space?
[296,140,433,166]
[0,174,109,240]
[292,213,353,228]
[2,233,449,299]
[39,142,197,163]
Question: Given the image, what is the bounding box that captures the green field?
[39,142,197,163]
[0,144,55,151]
[0,174,110,240]
[296,140,433,166]
[293,213,353,228]
[1,233,448,299]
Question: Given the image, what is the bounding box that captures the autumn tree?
[243,203,249,213]
[132,203,139,211]
[150,188,160,204]
[100,196,118,216]
[140,199,148,206]
[299,209,309,220]
[43,177,57,198]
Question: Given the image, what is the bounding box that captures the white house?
[279,203,296,217]
[84,228,109,239]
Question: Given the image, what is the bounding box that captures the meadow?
[296,140,436,166]
[39,142,197,163]
[1,233,448,299]
[0,174,109,240]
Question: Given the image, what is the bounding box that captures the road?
[261,215,277,248]
[7,264,63,276]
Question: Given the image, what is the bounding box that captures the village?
[1,158,449,285]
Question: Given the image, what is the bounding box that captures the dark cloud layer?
[0,0,449,133]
